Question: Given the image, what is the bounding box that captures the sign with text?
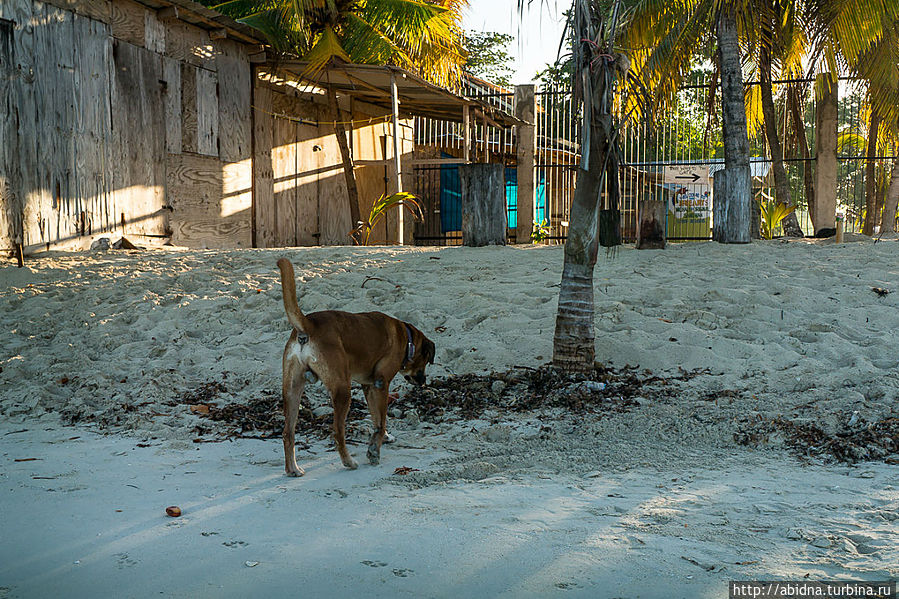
[663,165,710,185]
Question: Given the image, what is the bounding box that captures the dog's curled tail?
[277,258,310,333]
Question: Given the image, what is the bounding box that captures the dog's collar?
[402,323,415,368]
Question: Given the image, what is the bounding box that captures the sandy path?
[2,423,896,598]
[2,240,898,597]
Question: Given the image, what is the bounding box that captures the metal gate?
[413,76,895,244]
[412,80,517,245]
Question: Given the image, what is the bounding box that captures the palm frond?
[301,25,351,76]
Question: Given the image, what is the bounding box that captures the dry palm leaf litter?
[735,415,899,464]
[55,363,899,465]
[183,364,690,442]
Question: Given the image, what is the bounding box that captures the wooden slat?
[294,120,322,246]
[180,63,198,153]
[110,0,146,48]
[34,2,75,246]
[196,66,218,156]
[41,0,111,25]
[317,118,351,245]
[110,39,167,238]
[164,20,213,68]
[216,54,250,162]
[166,153,251,248]
[144,7,165,53]
[162,57,181,153]
[170,217,250,248]
[73,14,115,235]
[0,17,14,250]
[252,84,275,248]
[272,112,297,246]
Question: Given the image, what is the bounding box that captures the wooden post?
[514,84,536,244]
[482,114,488,163]
[462,105,470,164]
[390,73,404,245]
[814,74,838,236]
[712,170,727,242]
[460,163,506,246]
[15,238,24,268]
[635,190,666,249]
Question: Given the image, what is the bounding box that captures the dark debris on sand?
[394,364,695,420]
[183,364,697,442]
[735,415,899,464]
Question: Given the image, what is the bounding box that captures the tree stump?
[635,191,666,249]
[713,167,751,243]
[460,163,506,246]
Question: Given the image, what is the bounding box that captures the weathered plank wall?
[253,73,414,247]
[1,0,255,252]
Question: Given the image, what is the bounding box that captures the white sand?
[1,239,898,597]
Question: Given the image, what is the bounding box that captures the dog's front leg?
[329,384,358,470]
[282,361,306,477]
[363,381,389,465]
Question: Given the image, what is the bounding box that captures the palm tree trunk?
[552,78,613,373]
[788,85,816,228]
[327,85,362,239]
[881,154,899,234]
[715,6,751,243]
[759,46,803,237]
[863,112,881,236]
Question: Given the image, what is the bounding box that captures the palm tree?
[626,0,755,243]
[546,0,631,372]
[754,0,804,236]
[210,0,467,240]
[847,10,899,234]
[627,0,899,240]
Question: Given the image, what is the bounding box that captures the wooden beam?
[209,28,227,40]
[411,158,470,165]
[390,72,404,245]
[342,72,393,99]
[156,6,179,21]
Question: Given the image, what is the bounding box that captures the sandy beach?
[2,239,898,597]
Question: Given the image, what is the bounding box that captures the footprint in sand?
[360,560,387,568]
[222,540,248,548]
[555,581,582,590]
[392,568,413,577]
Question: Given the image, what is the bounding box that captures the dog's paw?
[285,466,305,477]
[367,447,380,466]
[342,457,358,470]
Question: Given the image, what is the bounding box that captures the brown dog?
[277,258,435,476]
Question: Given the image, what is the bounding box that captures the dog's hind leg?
[363,382,389,466]
[329,384,358,470]
[282,358,306,477]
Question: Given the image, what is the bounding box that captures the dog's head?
[402,329,435,387]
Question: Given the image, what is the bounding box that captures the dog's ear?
[423,339,436,364]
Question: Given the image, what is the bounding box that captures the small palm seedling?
[758,195,796,240]
[351,192,424,246]
[531,219,550,243]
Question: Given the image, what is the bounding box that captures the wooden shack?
[0,0,517,254]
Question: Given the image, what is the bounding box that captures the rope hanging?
[251,104,394,128]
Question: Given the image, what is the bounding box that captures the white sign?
[671,188,711,220]
[663,165,710,185]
